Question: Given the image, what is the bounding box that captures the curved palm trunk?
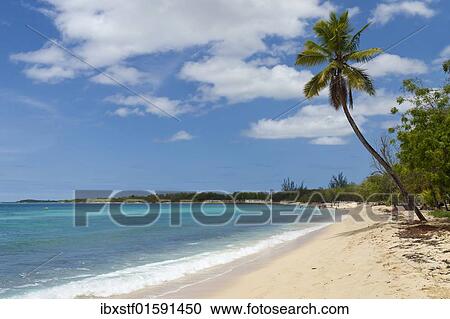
[341,103,427,221]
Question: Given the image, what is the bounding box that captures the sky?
[0,0,449,201]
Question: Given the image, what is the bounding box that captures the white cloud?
[180,57,314,103]
[244,90,409,144]
[364,53,428,78]
[370,1,435,25]
[355,88,412,115]
[244,103,355,140]
[433,45,450,65]
[248,57,281,67]
[22,65,77,83]
[267,41,299,56]
[167,130,194,142]
[347,6,361,17]
[12,0,333,81]
[439,45,450,59]
[11,45,68,65]
[90,65,149,86]
[106,94,193,117]
[112,107,144,117]
[310,137,346,145]
[10,45,85,82]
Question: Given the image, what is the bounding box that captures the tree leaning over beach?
[295,11,427,221]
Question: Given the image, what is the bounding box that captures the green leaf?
[345,48,382,63]
[342,65,375,95]
[295,50,328,66]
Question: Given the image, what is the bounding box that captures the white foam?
[19,224,329,298]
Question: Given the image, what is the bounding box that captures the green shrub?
[429,210,450,218]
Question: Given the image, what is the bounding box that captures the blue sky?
[0,0,449,201]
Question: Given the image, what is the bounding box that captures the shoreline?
[120,204,449,299]
[115,217,334,299]
[116,205,355,299]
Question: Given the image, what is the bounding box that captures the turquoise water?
[0,203,333,298]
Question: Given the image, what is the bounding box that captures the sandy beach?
[127,204,450,299]
[212,205,450,298]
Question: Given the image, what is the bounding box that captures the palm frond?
[342,65,376,95]
[304,76,324,98]
[296,50,328,66]
[303,65,334,98]
[313,20,334,45]
[326,11,352,54]
[329,12,339,25]
[303,40,332,56]
[338,11,352,34]
[346,22,371,52]
[318,62,337,83]
[345,48,382,63]
[339,11,349,25]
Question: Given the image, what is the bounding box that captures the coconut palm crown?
[296,11,381,109]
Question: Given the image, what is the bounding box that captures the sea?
[0,202,336,298]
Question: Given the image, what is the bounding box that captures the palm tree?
[296,11,426,221]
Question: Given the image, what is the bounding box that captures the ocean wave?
[19,224,329,298]
[0,288,9,294]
